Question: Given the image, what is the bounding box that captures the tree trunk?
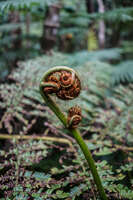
[25,12,31,48]
[8,11,22,68]
[41,4,61,53]
[8,11,22,50]
[97,0,105,49]
[85,0,94,13]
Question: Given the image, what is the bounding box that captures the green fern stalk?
[40,66,108,200]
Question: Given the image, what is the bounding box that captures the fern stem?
[40,86,67,126]
[39,67,108,200]
[71,128,107,200]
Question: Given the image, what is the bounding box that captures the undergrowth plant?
[39,66,108,200]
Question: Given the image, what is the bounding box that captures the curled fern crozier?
[40,66,81,100]
[68,106,82,128]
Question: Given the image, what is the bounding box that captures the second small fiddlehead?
[67,106,82,128]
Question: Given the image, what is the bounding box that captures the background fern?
[112,61,133,86]
[0,0,54,10]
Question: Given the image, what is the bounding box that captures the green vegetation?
[0,0,133,199]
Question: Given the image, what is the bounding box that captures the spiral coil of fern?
[67,106,82,128]
[40,66,107,200]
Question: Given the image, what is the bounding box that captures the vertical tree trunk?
[41,4,61,54]
[25,12,31,48]
[8,11,22,50]
[8,11,22,67]
[97,0,105,49]
[85,0,94,13]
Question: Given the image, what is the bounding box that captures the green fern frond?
[112,61,133,86]
[80,7,133,22]
[0,0,57,11]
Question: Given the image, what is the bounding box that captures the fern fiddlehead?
[67,105,82,128]
[41,66,81,99]
[40,66,107,200]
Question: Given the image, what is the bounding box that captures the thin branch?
[0,134,73,149]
